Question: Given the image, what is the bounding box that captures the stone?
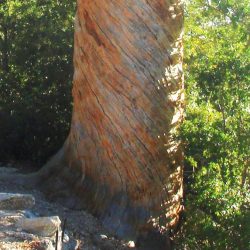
[0,230,37,243]
[0,210,25,226]
[24,210,37,218]
[62,232,70,243]
[0,167,18,174]
[62,238,80,250]
[92,234,107,245]
[0,193,35,210]
[127,241,135,248]
[100,234,108,240]
[25,239,54,250]
[17,216,61,237]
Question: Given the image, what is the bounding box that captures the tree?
[175,0,250,249]
[2,0,185,240]
[0,0,75,163]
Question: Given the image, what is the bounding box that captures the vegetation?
[0,0,75,164]
[0,0,249,248]
[177,0,250,249]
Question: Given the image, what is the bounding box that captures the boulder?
[0,193,35,210]
[17,216,61,237]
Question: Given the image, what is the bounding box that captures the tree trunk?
[37,0,184,239]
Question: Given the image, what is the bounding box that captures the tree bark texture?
[39,0,184,239]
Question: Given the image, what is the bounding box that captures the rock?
[1,230,38,243]
[100,234,108,240]
[17,216,61,237]
[92,234,105,245]
[24,210,37,218]
[92,234,118,250]
[0,210,25,226]
[0,167,18,174]
[0,193,35,210]
[39,239,54,250]
[62,238,79,250]
[62,232,70,243]
[0,241,35,250]
[26,239,54,250]
[127,241,135,248]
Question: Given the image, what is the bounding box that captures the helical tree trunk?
[37,0,184,239]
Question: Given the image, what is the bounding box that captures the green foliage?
[176,0,250,249]
[0,0,75,164]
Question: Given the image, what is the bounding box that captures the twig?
[55,229,59,250]
[61,218,67,242]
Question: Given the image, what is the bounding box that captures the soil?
[0,162,134,250]
[0,162,172,250]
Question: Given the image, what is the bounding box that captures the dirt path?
[0,164,134,250]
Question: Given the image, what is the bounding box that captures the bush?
[0,0,75,164]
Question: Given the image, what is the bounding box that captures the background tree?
[0,0,75,164]
[176,0,250,249]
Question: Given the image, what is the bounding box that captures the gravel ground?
[0,163,134,250]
